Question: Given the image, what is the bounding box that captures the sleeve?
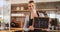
[23,15,30,31]
[24,19,33,31]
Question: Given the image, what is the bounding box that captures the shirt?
[24,9,37,31]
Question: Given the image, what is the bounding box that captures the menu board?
[34,17,49,29]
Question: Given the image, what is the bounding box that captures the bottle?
[21,7,24,10]
[16,7,20,10]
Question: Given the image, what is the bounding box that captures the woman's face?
[28,3,35,10]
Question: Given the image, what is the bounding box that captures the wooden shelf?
[11,9,59,13]
[11,3,28,7]
[11,9,59,11]
[36,9,59,11]
[11,10,30,12]
[11,16,26,18]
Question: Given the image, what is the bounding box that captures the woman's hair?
[29,1,34,3]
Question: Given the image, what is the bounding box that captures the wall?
[11,0,60,4]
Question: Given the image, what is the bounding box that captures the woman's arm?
[24,16,34,31]
[23,15,29,31]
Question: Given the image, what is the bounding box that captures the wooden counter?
[0,28,60,32]
[10,28,24,31]
[0,28,24,32]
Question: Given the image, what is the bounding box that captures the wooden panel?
[11,3,28,11]
[11,17,25,28]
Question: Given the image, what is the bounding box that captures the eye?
[32,5,34,6]
[28,6,31,7]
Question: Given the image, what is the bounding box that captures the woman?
[24,0,38,32]
[28,0,37,30]
[27,1,40,32]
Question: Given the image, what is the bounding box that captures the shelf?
[11,16,26,18]
[34,17,49,18]
[36,9,59,11]
[11,9,59,12]
[11,9,30,12]
[11,3,28,7]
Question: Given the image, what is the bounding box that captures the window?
[47,11,56,18]
[0,0,3,7]
[48,14,56,18]
[59,18,60,22]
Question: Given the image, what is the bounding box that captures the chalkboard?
[34,17,49,29]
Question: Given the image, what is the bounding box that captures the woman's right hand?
[28,26,34,30]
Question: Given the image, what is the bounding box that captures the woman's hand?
[28,26,34,30]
